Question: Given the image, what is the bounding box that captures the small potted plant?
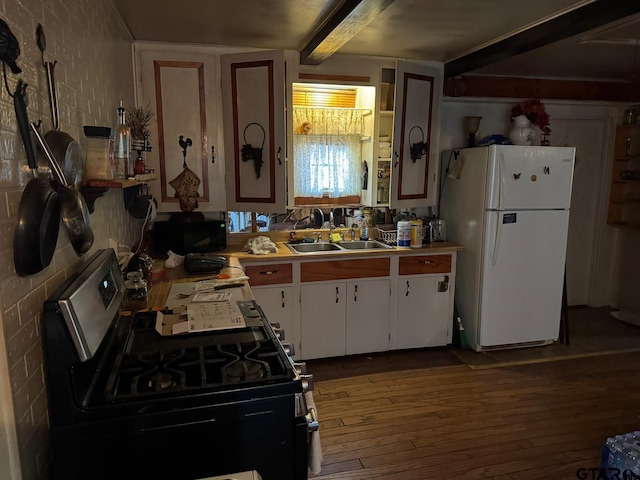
[126,103,154,152]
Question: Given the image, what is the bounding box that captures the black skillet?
[13,80,60,276]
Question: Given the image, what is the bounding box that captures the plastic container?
[83,126,113,180]
[397,221,411,248]
[410,219,423,248]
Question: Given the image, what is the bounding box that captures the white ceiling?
[111,0,640,83]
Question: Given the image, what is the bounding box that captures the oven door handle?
[305,407,319,432]
[139,418,217,433]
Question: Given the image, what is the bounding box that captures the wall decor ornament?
[408,125,428,163]
[169,135,201,212]
[510,98,551,146]
[241,122,265,179]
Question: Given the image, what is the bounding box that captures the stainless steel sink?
[286,242,343,254]
[338,240,394,250]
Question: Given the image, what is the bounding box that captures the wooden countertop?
[147,240,462,307]
[147,259,252,309]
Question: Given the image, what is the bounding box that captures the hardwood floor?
[306,314,640,479]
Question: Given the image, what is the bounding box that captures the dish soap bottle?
[112,100,131,179]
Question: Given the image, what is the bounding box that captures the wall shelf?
[80,175,157,213]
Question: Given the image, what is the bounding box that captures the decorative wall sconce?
[241,122,265,178]
[408,126,428,163]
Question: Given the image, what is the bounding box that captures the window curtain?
[293,107,363,198]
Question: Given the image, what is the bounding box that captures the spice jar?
[122,271,148,311]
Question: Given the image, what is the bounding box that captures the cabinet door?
[136,46,225,212]
[390,61,442,210]
[346,279,390,355]
[396,275,450,349]
[221,50,287,213]
[252,286,299,358]
[300,283,345,360]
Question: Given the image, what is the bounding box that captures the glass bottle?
[112,100,131,179]
[122,271,148,311]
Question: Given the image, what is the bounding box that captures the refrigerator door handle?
[497,153,505,210]
[491,212,502,266]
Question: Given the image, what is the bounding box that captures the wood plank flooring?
[306,313,640,479]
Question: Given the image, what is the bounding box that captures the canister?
[397,220,411,248]
[429,219,447,243]
[410,219,423,248]
[83,126,113,180]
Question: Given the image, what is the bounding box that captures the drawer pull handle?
[419,260,433,265]
[260,270,278,275]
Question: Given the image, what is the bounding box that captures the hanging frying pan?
[30,123,94,256]
[13,80,61,276]
[36,24,83,187]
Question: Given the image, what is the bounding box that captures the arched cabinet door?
[389,61,443,210]
[221,50,287,214]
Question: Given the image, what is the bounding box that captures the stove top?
[104,311,293,401]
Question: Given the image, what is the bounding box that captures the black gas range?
[42,248,316,480]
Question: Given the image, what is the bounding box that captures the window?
[292,83,374,205]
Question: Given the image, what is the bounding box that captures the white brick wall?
[0,1,139,479]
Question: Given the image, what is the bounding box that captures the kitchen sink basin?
[339,240,394,250]
[286,242,343,254]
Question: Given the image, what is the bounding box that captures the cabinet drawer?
[301,257,390,282]
[399,254,451,275]
[245,263,292,286]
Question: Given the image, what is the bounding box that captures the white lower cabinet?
[252,286,298,355]
[346,279,390,355]
[243,262,300,358]
[394,254,455,349]
[243,251,457,360]
[300,282,347,360]
[300,278,390,360]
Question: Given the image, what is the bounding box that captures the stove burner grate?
[105,338,291,401]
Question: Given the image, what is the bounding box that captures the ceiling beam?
[299,0,395,65]
[443,75,640,102]
[444,0,640,79]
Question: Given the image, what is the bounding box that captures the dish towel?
[305,390,323,475]
[242,236,278,255]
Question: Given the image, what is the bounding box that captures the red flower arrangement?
[510,98,551,134]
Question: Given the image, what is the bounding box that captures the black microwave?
[152,220,227,255]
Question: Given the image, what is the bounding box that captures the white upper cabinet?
[135,45,226,213]
[389,61,443,210]
[221,50,287,213]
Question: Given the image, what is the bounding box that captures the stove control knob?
[305,407,319,432]
[282,343,295,357]
[293,362,307,375]
[300,373,314,392]
[272,327,285,341]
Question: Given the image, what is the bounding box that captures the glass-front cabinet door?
[221,50,287,214]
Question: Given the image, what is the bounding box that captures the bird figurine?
[0,18,21,74]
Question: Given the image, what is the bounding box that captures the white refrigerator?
[440,145,576,351]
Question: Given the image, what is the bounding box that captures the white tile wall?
[0,1,140,479]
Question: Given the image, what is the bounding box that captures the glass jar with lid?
[122,271,148,311]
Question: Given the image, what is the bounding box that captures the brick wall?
[0,1,139,479]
